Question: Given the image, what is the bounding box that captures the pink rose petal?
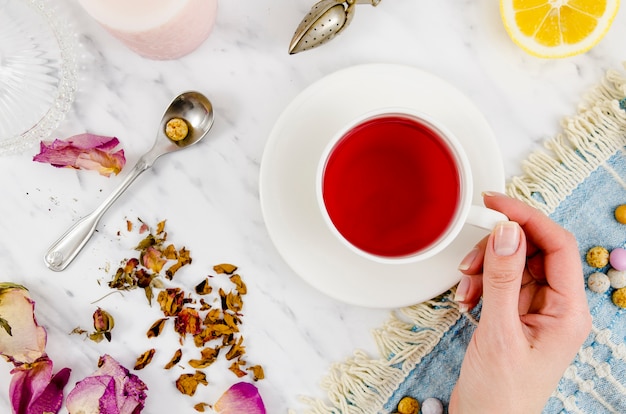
[33,133,126,177]
[214,382,266,414]
[66,354,148,414]
[0,284,70,414]
[0,284,47,365]
[9,357,70,414]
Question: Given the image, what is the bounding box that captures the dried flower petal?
[228,360,247,378]
[33,134,126,177]
[134,349,156,370]
[247,365,265,381]
[188,347,219,369]
[174,308,202,338]
[214,264,238,275]
[214,382,266,414]
[164,349,183,369]
[142,246,167,273]
[166,247,192,279]
[175,371,207,396]
[229,274,247,295]
[10,357,71,414]
[195,278,213,295]
[194,402,210,412]
[66,354,148,414]
[0,283,47,364]
[147,318,168,338]
[157,288,187,316]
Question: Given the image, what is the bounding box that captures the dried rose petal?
[141,246,166,273]
[214,382,266,414]
[0,283,47,365]
[33,133,126,177]
[10,358,71,414]
[66,354,148,414]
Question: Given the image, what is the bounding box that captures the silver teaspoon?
[44,91,215,271]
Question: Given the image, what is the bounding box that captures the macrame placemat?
[299,64,626,414]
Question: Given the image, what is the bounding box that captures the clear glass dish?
[0,0,78,155]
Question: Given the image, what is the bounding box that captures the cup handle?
[466,205,509,231]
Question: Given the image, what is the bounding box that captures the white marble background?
[0,0,625,412]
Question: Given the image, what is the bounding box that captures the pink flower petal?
[214,382,266,414]
[9,357,70,414]
[67,355,148,414]
[33,133,126,177]
[0,284,47,365]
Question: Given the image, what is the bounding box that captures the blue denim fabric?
[384,144,626,413]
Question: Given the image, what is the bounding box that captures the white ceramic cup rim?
[315,107,475,265]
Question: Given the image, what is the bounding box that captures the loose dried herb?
[174,308,202,338]
[248,365,265,381]
[134,349,156,370]
[106,220,265,400]
[229,274,247,295]
[213,264,238,275]
[158,288,188,317]
[166,247,192,280]
[188,347,219,369]
[108,220,192,304]
[194,402,210,412]
[164,349,182,369]
[147,318,168,338]
[195,278,212,295]
[228,360,247,378]
[175,371,207,396]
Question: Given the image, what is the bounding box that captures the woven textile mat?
[300,65,626,414]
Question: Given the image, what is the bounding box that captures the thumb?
[480,221,527,325]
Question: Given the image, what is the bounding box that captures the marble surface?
[0,0,625,412]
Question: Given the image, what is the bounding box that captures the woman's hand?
[449,192,592,413]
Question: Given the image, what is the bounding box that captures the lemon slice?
[500,0,620,58]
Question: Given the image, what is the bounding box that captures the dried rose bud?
[165,118,189,141]
[93,308,114,333]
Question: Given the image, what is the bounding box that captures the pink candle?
[78,0,218,60]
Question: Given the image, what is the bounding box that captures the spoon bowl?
[44,91,214,271]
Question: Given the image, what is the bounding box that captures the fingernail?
[458,303,469,313]
[493,221,520,256]
[482,191,499,197]
[454,276,470,302]
[458,247,479,271]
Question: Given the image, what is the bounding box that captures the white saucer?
[259,64,505,308]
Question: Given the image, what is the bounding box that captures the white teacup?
[316,107,507,264]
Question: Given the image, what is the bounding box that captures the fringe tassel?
[507,66,626,214]
[299,65,626,414]
[300,293,460,414]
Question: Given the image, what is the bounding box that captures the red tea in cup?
[320,113,462,258]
